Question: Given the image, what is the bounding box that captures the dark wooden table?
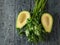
[0,0,60,45]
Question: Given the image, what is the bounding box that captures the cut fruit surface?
[16,11,30,29]
[41,13,53,33]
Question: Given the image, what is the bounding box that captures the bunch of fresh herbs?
[17,0,47,43]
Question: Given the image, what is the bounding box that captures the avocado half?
[41,13,53,33]
[16,11,30,29]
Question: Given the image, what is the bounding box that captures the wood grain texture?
[0,0,60,45]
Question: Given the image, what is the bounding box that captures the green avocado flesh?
[16,11,30,29]
[41,13,53,33]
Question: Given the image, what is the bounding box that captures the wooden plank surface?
[0,0,60,45]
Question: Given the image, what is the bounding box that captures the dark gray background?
[0,0,60,45]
